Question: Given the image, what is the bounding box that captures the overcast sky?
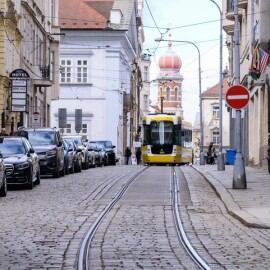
[142,0,227,124]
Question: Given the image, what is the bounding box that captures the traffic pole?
[233,0,246,189]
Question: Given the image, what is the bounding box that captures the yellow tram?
[142,114,192,165]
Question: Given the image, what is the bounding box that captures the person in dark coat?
[207,142,216,165]
[136,148,142,165]
[125,147,132,165]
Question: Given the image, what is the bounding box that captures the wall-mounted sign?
[10,69,30,79]
[10,69,29,112]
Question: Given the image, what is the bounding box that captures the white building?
[51,0,141,157]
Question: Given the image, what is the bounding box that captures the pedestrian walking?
[207,142,216,165]
[124,147,132,165]
[135,148,142,165]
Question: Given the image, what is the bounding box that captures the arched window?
[166,87,170,101]
[174,87,178,101]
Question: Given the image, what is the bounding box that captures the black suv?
[91,140,116,165]
[16,128,65,178]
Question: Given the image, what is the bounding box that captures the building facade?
[222,0,270,168]
[0,0,60,133]
[51,0,142,160]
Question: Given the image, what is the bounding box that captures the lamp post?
[209,0,225,171]
[233,0,246,189]
[155,37,205,165]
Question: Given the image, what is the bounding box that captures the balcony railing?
[40,66,50,80]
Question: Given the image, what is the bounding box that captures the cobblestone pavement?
[1,165,270,270]
[0,166,145,270]
[179,166,270,270]
[89,166,200,270]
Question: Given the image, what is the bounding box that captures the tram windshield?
[144,121,174,145]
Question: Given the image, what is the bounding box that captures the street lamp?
[155,37,205,165]
[209,0,225,171]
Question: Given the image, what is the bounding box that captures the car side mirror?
[58,141,63,147]
[112,145,116,148]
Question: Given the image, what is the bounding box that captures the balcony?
[40,66,50,80]
[238,0,248,9]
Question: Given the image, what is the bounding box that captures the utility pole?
[233,0,246,189]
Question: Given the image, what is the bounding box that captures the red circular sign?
[225,85,250,109]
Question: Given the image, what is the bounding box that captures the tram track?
[77,166,212,270]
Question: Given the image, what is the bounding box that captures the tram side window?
[183,130,192,148]
[143,125,151,145]
[174,124,181,145]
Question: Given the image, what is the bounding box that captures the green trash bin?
[226,149,236,165]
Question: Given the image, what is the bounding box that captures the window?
[61,60,71,83]
[82,124,87,133]
[60,59,89,83]
[212,131,219,145]
[66,124,71,134]
[77,60,88,83]
[166,87,170,101]
[143,95,148,110]
[174,87,178,101]
[213,105,219,119]
[144,66,148,82]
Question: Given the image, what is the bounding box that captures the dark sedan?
[0,137,40,189]
[65,140,83,173]
[0,152,6,197]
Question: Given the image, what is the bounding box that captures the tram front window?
[150,121,173,145]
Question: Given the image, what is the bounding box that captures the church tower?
[157,37,184,117]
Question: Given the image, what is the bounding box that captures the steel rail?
[171,167,212,270]
[77,168,147,270]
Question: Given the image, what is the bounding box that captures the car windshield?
[98,141,112,148]
[64,137,82,146]
[27,131,55,146]
[0,140,25,156]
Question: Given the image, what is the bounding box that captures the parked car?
[63,139,74,175]
[0,152,7,197]
[88,142,102,167]
[15,127,65,178]
[0,136,40,189]
[91,140,116,165]
[65,140,83,173]
[97,143,109,166]
[62,135,89,170]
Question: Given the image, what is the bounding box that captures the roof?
[202,79,229,98]
[59,0,135,30]
[59,0,113,29]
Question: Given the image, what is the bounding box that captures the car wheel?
[0,174,7,197]
[60,164,65,177]
[35,169,41,185]
[69,161,75,174]
[65,164,69,175]
[53,169,60,178]
[27,171,34,190]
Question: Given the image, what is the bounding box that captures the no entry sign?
[226,85,250,110]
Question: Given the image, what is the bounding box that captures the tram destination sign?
[225,85,250,110]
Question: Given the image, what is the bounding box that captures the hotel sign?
[10,69,29,112]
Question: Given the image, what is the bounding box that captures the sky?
[142,0,228,124]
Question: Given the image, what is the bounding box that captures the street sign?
[225,85,250,110]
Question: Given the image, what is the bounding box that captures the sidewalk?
[192,164,270,229]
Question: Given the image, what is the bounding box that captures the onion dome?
[158,40,182,75]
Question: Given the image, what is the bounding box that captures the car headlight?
[15,162,29,170]
[47,149,57,156]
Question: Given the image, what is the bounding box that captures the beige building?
[201,79,230,152]
[222,0,270,168]
[0,0,60,133]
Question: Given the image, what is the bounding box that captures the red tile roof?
[59,0,114,29]
[202,79,229,98]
